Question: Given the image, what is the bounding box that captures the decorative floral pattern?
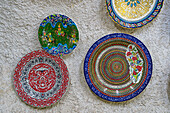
[38,14,79,56]
[106,0,164,28]
[84,33,152,102]
[55,24,65,36]
[114,0,154,19]
[125,44,143,83]
[13,50,69,107]
[125,0,140,7]
[28,63,56,92]
[43,43,76,56]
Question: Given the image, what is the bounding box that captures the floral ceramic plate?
[106,0,164,28]
[84,33,152,102]
[38,14,79,56]
[13,50,69,107]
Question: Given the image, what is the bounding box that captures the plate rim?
[13,50,69,107]
[106,0,164,28]
[84,33,152,102]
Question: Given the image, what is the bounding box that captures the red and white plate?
[13,50,69,107]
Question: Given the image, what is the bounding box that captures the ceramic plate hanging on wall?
[38,14,79,56]
[106,0,164,28]
[84,33,152,102]
[13,50,69,107]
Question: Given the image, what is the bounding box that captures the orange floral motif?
[55,24,65,36]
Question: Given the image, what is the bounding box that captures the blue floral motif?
[43,43,76,56]
[125,0,140,7]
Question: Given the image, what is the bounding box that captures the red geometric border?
[13,50,69,107]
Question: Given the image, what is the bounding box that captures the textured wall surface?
[0,0,170,113]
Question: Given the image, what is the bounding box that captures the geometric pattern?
[98,46,130,85]
[106,0,164,28]
[84,33,152,102]
[13,50,69,107]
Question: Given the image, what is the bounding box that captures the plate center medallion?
[28,63,56,92]
[113,0,155,21]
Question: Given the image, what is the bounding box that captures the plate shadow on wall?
[79,59,98,99]
[167,74,170,102]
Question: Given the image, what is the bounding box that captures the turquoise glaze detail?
[125,0,140,7]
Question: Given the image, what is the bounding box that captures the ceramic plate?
[84,33,152,102]
[38,14,79,56]
[13,50,69,107]
[106,0,164,28]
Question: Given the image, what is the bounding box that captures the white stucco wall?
[0,0,170,112]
